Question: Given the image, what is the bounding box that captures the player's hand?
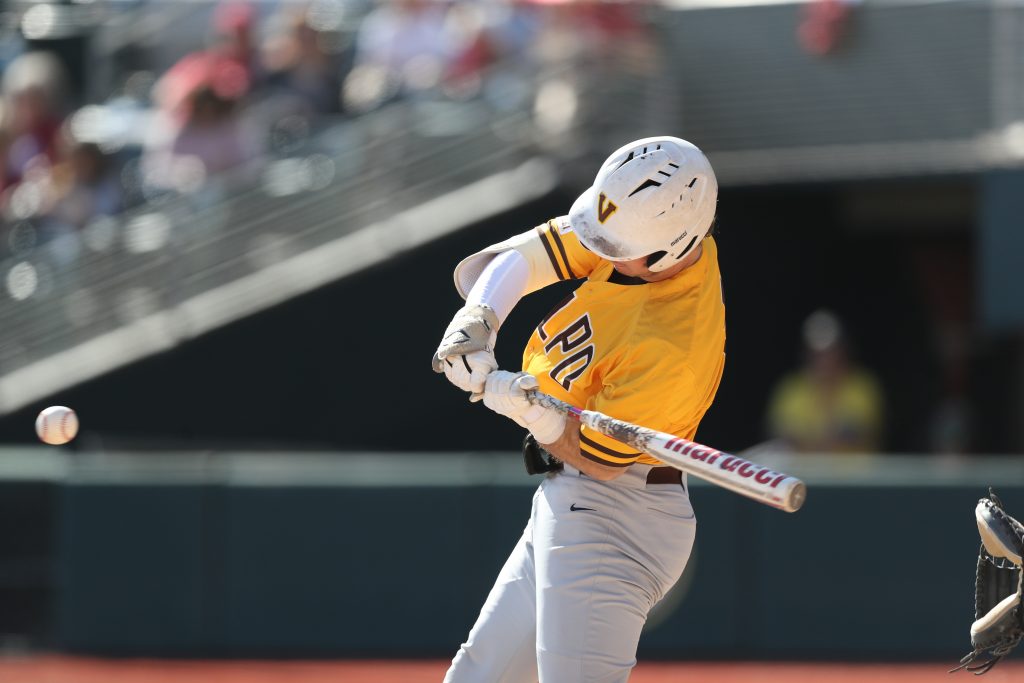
[439,350,498,401]
[432,304,499,400]
[483,371,565,444]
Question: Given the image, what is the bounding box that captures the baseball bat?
[525,389,806,513]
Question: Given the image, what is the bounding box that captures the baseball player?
[432,136,725,683]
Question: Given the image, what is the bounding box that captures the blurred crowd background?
[0,0,628,230]
[0,0,671,444]
[0,0,1019,457]
[0,0,1022,668]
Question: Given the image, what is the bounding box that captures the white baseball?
[35,406,79,445]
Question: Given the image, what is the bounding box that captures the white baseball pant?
[443,462,697,683]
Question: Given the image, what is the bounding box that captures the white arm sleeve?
[466,249,530,326]
[453,224,565,299]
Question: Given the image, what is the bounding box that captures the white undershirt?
[466,249,530,327]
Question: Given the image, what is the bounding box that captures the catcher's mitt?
[951,490,1024,675]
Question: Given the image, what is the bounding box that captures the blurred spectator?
[478,1,542,66]
[348,0,457,108]
[153,1,258,124]
[439,2,494,97]
[798,0,859,56]
[928,325,972,455]
[142,2,270,196]
[41,137,122,233]
[767,310,885,453]
[172,87,257,174]
[531,1,652,68]
[1,51,67,194]
[143,85,260,196]
[260,6,347,118]
[356,0,453,75]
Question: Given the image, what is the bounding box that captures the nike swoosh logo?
[570,503,596,512]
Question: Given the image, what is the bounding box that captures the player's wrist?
[460,303,499,332]
[523,407,566,445]
[432,304,500,387]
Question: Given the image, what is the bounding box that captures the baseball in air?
[35,406,79,445]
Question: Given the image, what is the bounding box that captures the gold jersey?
[520,217,727,468]
[453,216,727,468]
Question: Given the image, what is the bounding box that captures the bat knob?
[786,481,808,512]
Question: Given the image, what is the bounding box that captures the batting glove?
[432,304,499,401]
[483,371,566,445]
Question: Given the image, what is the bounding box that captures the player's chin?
[615,264,661,282]
[612,261,649,278]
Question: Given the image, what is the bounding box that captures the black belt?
[647,466,682,486]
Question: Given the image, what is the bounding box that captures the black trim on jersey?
[579,446,635,468]
[549,345,594,391]
[607,269,647,286]
[547,224,577,279]
[538,227,567,281]
[536,293,575,341]
[580,433,640,459]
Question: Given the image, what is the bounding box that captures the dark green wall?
[51,479,1015,660]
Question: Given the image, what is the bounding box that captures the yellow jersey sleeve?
[535,217,602,283]
[578,341,703,468]
[452,217,601,298]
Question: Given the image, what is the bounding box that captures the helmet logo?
[597,193,618,224]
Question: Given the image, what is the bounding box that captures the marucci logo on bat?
[528,389,806,512]
[662,438,789,488]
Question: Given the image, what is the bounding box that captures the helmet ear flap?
[645,251,667,268]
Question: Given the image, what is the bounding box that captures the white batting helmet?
[568,136,718,272]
